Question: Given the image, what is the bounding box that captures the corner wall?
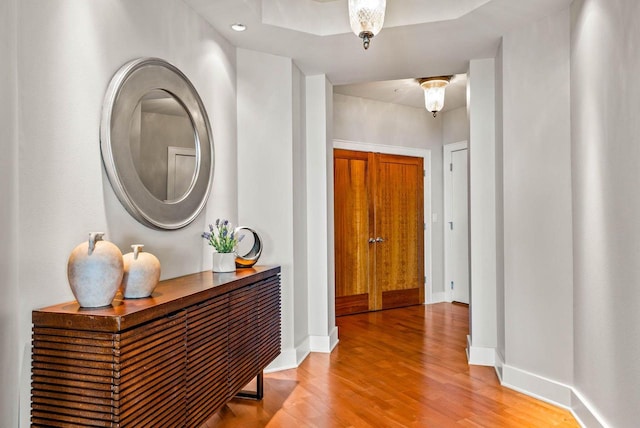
[0,0,19,425]
[236,48,299,368]
[306,75,337,351]
[292,64,310,359]
[15,2,237,425]
[494,41,506,371]
[571,0,640,425]
[467,58,497,364]
[501,8,573,404]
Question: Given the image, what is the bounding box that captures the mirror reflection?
[129,90,196,202]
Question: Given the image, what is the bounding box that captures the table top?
[32,265,281,332]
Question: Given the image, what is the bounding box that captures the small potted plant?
[202,219,238,272]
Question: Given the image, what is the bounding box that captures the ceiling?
[183,0,572,110]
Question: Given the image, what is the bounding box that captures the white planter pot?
[212,252,236,273]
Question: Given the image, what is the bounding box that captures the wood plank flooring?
[204,303,578,427]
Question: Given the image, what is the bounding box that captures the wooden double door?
[334,149,424,316]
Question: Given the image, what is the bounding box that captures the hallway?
[206,304,578,427]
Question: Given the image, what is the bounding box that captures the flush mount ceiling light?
[231,23,247,32]
[348,0,386,50]
[419,76,452,117]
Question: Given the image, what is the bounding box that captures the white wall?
[442,106,469,145]
[334,94,442,148]
[0,0,19,425]
[571,0,640,425]
[14,1,237,425]
[467,58,497,364]
[236,48,302,368]
[292,64,310,357]
[333,93,446,294]
[501,8,573,403]
[494,42,506,370]
[306,75,338,351]
[236,56,337,364]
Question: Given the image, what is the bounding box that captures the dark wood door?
[334,149,424,316]
[334,149,373,315]
[374,153,424,310]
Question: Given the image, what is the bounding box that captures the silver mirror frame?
[100,57,214,230]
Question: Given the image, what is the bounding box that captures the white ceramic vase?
[121,244,161,298]
[67,232,124,308]
[212,252,236,273]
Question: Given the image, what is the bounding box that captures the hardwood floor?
[204,304,578,427]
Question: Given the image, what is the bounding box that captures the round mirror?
[101,58,213,229]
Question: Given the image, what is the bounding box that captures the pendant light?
[419,76,452,117]
[348,0,386,50]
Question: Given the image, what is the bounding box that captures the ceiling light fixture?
[419,76,452,118]
[348,0,386,50]
[231,23,247,32]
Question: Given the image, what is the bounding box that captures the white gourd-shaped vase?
[67,232,124,308]
[121,244,161,298]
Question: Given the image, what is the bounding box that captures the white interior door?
[450,148,469,304]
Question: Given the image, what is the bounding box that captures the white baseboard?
[466,335,495,366]
[295,337,311,364]
[571,389,607,428]
[265,327,339,373]
[310,326,339,353]
[329,326,339,351]
[428,291,446,304]
[501,364,572,408]
[495,358,608,427]
[494,349,505,382]
[265,348,298,373]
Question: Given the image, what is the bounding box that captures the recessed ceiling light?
[231,23,247,32]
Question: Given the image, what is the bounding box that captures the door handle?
[368,238,376,243]
[375,237,385,243]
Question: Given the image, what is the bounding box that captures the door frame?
[333,139,433,303]
[444,141,468,302]
[166,146,196,201]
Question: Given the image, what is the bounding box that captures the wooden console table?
[31,266,281,427]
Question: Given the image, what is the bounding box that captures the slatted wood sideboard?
[31,266,281,427]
